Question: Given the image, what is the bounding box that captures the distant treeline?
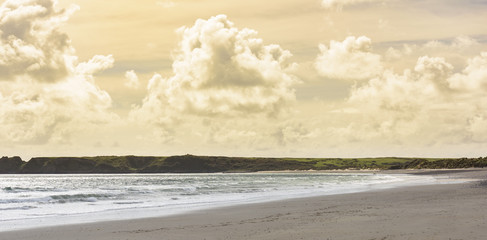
[1,155,487,174]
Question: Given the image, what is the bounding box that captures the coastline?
[1,169,486,240]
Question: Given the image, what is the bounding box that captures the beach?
[1,169,487,240]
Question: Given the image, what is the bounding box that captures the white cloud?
[315,36,382,81]
[384,36,481,72]
[414,56,453,91]
[338,47,487,146]
[75,55,114,76]
[132,15,298,128]
[124,70,140,89]
[349,69,433,115]
[0,0,115,144]
[451,35,479,49]
[349,56,456,113]
[0,0,79,82]
[321,0,386,10]
[385,44,412,61]
[448,52,487,91]
[309,35,487,148]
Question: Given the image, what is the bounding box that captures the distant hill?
[1,155,486,174]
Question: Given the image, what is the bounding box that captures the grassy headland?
[1,155,487,174]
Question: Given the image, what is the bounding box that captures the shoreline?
[1,169,487,240]
[259,167,486,174]
[0,170,443,232]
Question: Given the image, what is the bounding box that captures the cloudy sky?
[1,0,487,159]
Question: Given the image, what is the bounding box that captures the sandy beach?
[1,169,487,240]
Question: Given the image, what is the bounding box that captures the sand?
[1,169,487,240]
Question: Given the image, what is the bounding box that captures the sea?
[0,172,457,232]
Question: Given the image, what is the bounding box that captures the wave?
[0,193,119,206]
[113,201,144,205]
[0,205,37,211]
[49,193,117,203]
[0,197,52,204]
[2,187,65,193]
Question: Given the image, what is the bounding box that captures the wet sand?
[2,169,487,240]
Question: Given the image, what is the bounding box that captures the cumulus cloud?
[0,0,115,144]
[305,33,487,149]
[321,0,386,10]
[352,56,454,104]
[384,36,481,72]
[124,70,140,89]
[132,14,298,127]
[448,52,487,91]
[339,46,487,146]
[315,36,382,81]
[0,0,79,82]
[75,55,114,76]
[385,44,412,61]
[414,56,453,91]
[339,36,483,108]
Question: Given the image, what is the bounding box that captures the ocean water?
[0,172,444,231]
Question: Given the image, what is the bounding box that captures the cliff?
[1,155,486,174]
[0,156,23,173]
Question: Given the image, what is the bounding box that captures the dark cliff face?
[15,156,162,174]
[0,156,23,173]
[44,158,97,173]
[19,158,46,173]
[20,158,97,173]
[125,156,156,169]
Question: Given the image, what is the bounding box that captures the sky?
[1,0,487,159]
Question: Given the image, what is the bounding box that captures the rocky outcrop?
[0,156,23,173]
